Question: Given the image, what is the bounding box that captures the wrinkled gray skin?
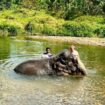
[14,58,55,75]
[14,50,87,76]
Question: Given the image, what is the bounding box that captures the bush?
[94,25,105,37]
[60,21,94,37]
[74,16,104,24]
[7,25,19,36]
[42,24,56,35]
[0,23,21,36]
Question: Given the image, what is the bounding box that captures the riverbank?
[25,36,105,47]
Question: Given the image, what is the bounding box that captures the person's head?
[46,47,51,53]
[69,45,76,52]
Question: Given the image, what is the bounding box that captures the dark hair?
[46,47,51,51]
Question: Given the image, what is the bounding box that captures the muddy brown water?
[0,37,105,105]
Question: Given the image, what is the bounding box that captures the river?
[0,37,105,105]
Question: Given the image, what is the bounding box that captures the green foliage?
[44,0,105,20]
[42,24,56,35]
[25,22,34,34]
[74,16,104,23]
[14,0,21,4]
[0,21,22,36]
[0,0,105,19]
[7,25,19,36]
[103,4,105,13]
[0,7,104,37]
[57,21,94,37]
[95,25,105,37]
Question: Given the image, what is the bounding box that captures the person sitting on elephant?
[69,45,79,64]
[69,45,87,75]
[42,47,53,58]
[54,46,87,75]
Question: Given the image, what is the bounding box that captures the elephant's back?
[14,58,52,75]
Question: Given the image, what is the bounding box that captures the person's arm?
[76,51,81,61]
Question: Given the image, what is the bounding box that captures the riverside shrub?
[0,23,21,36]
[62,21,94,37]
[42,24,56,35]
[95,25,105,37]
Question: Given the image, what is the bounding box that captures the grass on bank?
[0,7,104,37]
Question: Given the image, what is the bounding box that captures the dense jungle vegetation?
[0,0,105,37]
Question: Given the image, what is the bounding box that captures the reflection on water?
[0,37,105,105]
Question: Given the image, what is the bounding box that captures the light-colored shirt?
[41,53,52,58]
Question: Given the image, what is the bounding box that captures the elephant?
[14,50,87,76]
